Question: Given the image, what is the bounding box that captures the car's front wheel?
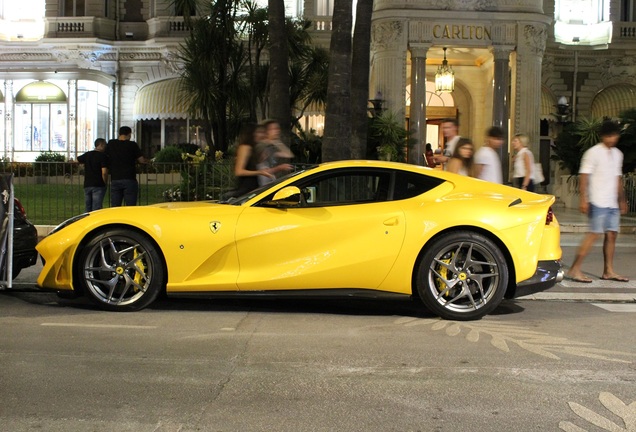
[75,229,165,311]
[416,231,508,321]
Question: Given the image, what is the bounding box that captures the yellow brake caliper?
[435,254,453,297]
[133,248,145,291]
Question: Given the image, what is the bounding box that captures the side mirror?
[265,186,302,207]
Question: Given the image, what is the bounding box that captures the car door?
[234,169,406,291]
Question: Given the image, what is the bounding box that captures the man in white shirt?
[566,121,628,283]
[433,118,460,169]
[474,126,504,184]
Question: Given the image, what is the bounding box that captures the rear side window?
[392,171,444,200]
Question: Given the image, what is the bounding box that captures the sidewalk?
[555,204,636,234]
[518,204,636,302]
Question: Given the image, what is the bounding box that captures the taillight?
[546,206,554,225]
[14,198,27,218]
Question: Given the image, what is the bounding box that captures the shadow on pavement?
[1,289,525,319]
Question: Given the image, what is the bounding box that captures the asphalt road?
[1,231,635,431]
[1,276,636,430]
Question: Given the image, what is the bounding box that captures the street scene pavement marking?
[560,392,636,432]
[590,303,636,313]
[558,279,636,289]
[519,293,636,301]
[394,317,634,363]
[41,323,158,329]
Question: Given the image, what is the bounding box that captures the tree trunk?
[322,0,353,162]
[268,0,291,145]
[350,0,373,159]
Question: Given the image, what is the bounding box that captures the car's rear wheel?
[76,229,164,311]
[416,231,508,321]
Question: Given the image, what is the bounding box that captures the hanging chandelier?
[435,47,455,93]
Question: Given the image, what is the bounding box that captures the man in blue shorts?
[566,121,629,283]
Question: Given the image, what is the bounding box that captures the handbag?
[533,163,545,183]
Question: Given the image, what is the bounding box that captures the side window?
[299,171,391,206]
[393,171,444,200]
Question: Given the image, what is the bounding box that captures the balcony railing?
[44,17,116,40]
[44,16,190,40]
[147,16,191,38]
[613,21,636,42]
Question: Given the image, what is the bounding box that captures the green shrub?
[153,146,184,164]
[368,111,413,161]
[33,152,77,176]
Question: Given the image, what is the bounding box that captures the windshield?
[218,169,307,205]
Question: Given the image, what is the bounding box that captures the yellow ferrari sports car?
[37,160,563,320]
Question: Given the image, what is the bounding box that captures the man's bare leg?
[567,232,600,282]
[601,231,628,281]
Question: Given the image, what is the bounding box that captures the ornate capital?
[409,43,431,59]
[372,20,404,51]
[522,24,547,57]
[491,45,514,60]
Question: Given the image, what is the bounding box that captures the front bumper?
[510,260,564,298]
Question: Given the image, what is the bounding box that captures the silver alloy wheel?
[416,231,508,320]
[426,240,500,314]
[82,234,153,307]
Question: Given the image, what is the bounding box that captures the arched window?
[405,81,455,108]
[14,81,68,153]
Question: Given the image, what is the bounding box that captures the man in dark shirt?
[106,126,146,207]
[77,138,108,212]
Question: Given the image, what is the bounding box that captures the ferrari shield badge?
[209,221,221,234]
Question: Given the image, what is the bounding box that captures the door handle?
[383,217,399,226]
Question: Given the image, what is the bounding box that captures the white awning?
[592,84,636,119]
[133,79,189,120]
[540,86,556,121]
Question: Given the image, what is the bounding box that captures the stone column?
[3,80,13,160]
[67,80,77,159]
[370,20,407,118]
[408,43,430,165]
[492,46,512,181]
[515,23,547,159]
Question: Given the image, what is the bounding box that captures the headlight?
[49,213,90,236]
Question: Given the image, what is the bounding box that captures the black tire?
[75,228,164,311]
[416,231,508,321]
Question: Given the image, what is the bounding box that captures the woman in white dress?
[511,133,536,191]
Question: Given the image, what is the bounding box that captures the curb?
[559,224,636,234]
[518,293,636,301]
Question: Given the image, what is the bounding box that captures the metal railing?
[5,161,241,226]
[565,174,636,213]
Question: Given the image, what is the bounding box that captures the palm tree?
[322,0,353,161]
[268,0,291,144]
[290,44,329,127]
[350,0,373,159]
[178,0,247,152]
[239,1,270,123]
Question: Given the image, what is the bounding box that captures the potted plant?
[368,111,412,162]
